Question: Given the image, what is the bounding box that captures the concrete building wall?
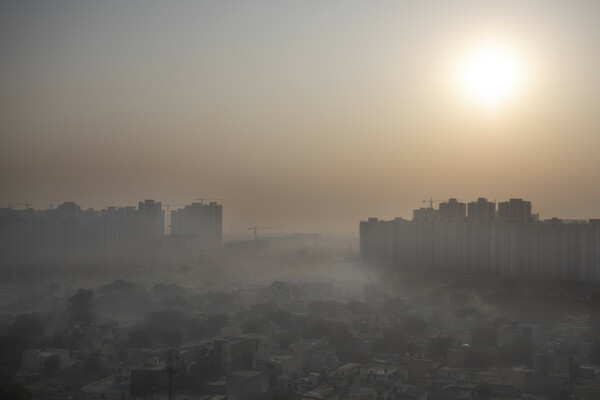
[360,200,600,283]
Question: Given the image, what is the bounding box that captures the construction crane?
[161,203,186,235]
[162,203,186,212]
[7,202,32,210]
[423,197,443,209]
[248,225,282,240]
[195,196,225,205]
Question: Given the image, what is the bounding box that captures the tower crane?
[162,203,186,235]
[422,197,443,209]
[7,202,32,210]
[248,225,282,240]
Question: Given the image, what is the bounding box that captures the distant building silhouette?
[57,201,80,219]
[413,208,440,222]
[102,206,140,252]
[498,198,533,223]
[440,198,466,222]
[0,198,222,264]
[468,197,496,222]
[138,200,165,241]
[360,198,600,283]
[170,201,222,243]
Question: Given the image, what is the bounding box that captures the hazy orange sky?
[1,1,600,233]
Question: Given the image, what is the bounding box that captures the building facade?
[170,201,222,243]
[360,198,600,283]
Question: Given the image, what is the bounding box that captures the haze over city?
[2,1,600,233]
[4,3,600,400]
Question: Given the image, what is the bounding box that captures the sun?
[458,42,524,108]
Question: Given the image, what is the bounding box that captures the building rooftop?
[81,376,127,394]
[230,370,263,378]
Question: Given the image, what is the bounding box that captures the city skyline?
[2,1,600,233]
[0,199,223,264]
[360,197,600,284]
[3,3,600,399]
[2,195,597,230]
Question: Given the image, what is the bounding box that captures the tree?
[267,310,291,328]
[0,335,24,381]
[496,337,534,366]
[185,318,207,339]
[337,346,372,364]
[128,326,154,348]
[271,388,295,400]
[145,309,188,329]
[591,340,600,364]
[346,300,373,316]
[43,354,61,376]
[472,328,496,347]
[206,292,235,307]
[207,314,229,336]
[158,328,184,347]
[0,382,32,400]
[465,350,494,370]
[476,383,493,399]
[302,320,353,349]
[0,315,45,380]
[269,281,289,292]
[380,297,405,316]
[67,289,96,326]
[308,300,344,317]
[82,353,106,375]
[8,314,44,347]
[400,315,428,336]
[98,280,141,296]
[152,283,186,299]
[274,331,300,349]
[371,328,416,354]
[431,335,453,358]
[243,317,264,334]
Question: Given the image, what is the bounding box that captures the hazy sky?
[1,1,600,233]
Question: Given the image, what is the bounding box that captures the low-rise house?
[348,385,378,400]
[360,364,399,385]
[81,374,130,400]
[204,376,227,395]
[446,348,467,368]
[408,358,439,382]
[22,348,73,370]
[387,383,427,400]
[226,370,270,400]
[129,363,167,398]
[338,363,361,382]
[303,385,338,400]
[255,352,303,376]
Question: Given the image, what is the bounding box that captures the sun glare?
[458,43,524,108]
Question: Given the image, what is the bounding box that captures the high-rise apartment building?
[498,198,532,223]
[413,207,440,222]
[170,201,222,242]
[138,200,165,241]
[0,198,227,263]
[439,198,466,222]
[468,198,496,222]
[360,198,600,284]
